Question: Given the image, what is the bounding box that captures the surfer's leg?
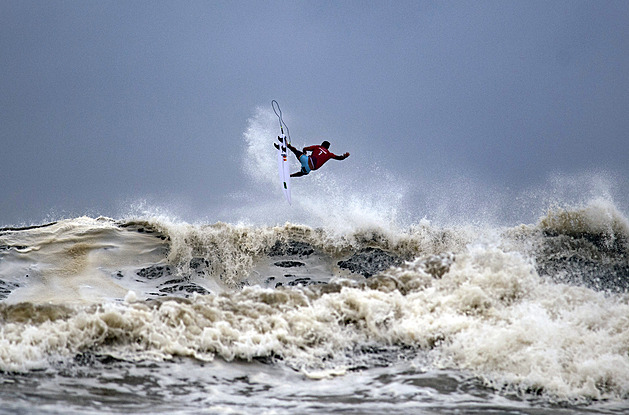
[287,143,303,159]
[291,161,311,177]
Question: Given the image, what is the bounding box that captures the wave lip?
[539,198,629,248]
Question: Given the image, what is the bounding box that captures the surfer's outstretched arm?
[333,152,350,160]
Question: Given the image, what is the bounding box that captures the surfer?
[276,139,350,177]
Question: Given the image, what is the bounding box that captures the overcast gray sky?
[1,0,628,227]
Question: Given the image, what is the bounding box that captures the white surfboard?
[277,134,291,205]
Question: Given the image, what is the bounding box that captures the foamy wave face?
[0,217,171,305]
[2,240,628,401]
[0,214,473,304]
[142,216,473,289]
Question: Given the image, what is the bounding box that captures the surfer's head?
[321,141,330,149]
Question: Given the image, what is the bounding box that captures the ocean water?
[2,108,629,414]
[1,200,629,414]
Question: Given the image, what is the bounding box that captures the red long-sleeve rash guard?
[304,145,338,170]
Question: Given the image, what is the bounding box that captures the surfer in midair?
[275,139,350,177]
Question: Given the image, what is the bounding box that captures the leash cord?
[271,100,291,144]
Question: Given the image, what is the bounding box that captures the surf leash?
[271,100,291,144]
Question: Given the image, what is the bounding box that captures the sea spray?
[239,106,411,231]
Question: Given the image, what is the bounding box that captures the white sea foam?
[1,224,628,401]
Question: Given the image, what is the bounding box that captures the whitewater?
[1,108,629,414]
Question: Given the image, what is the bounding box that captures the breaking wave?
[1,196,628,403]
